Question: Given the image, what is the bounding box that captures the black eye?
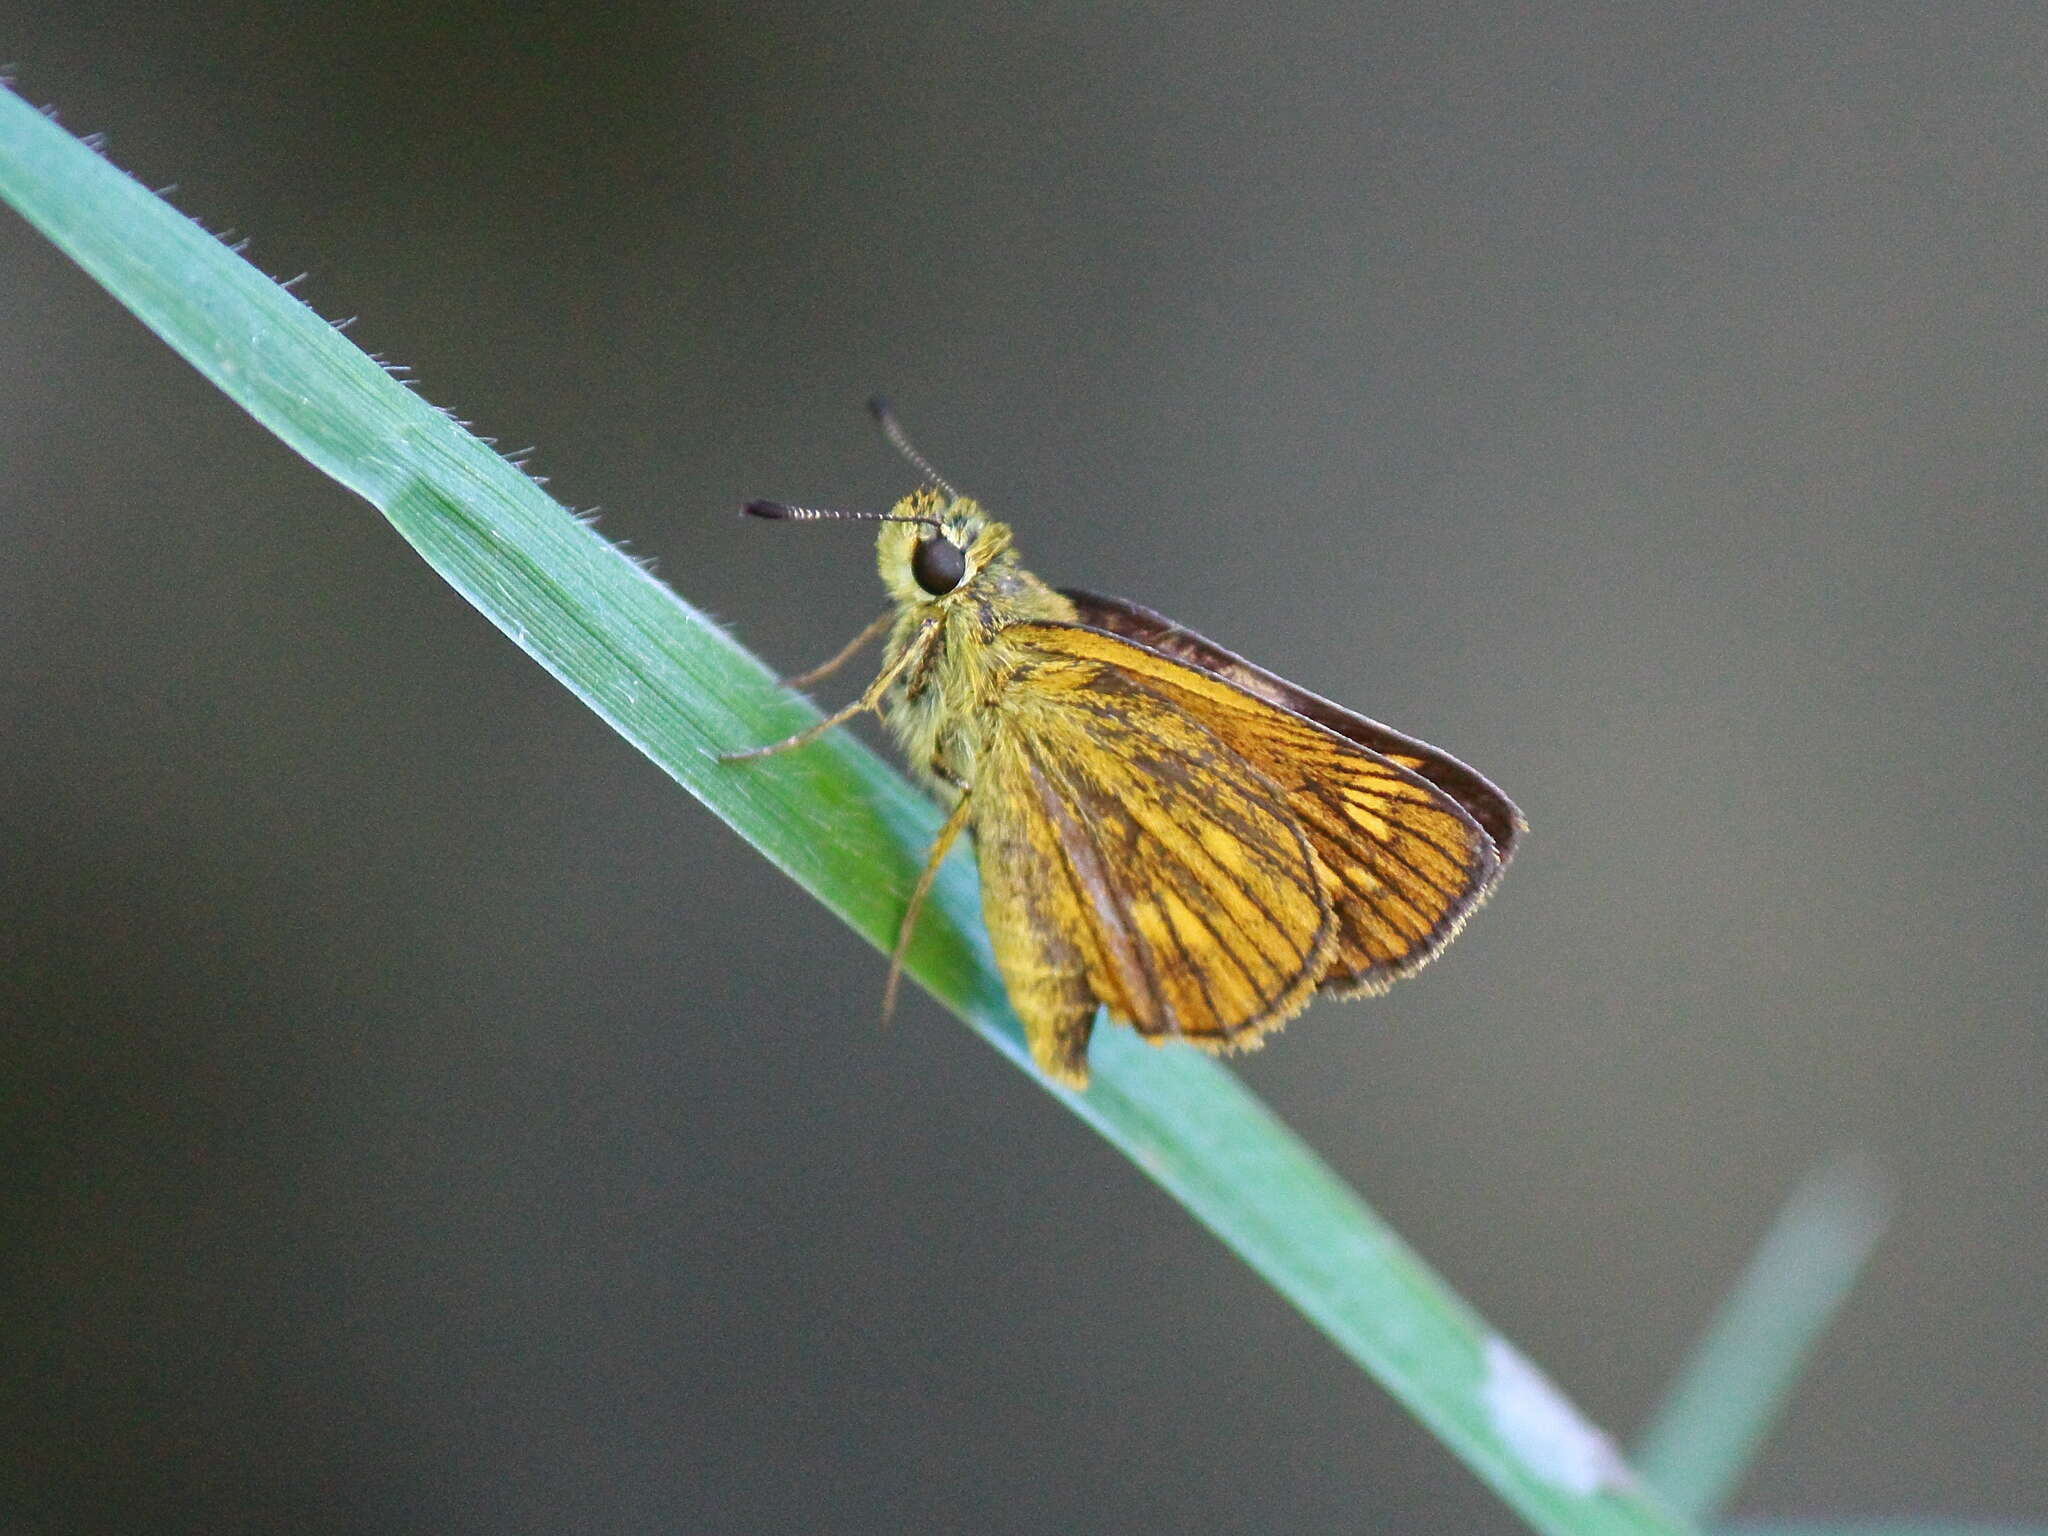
[911,534,967,595]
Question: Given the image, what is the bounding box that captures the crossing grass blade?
[1637,1158,1890,1523]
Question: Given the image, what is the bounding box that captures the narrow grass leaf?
[1638,1157,1890,1522]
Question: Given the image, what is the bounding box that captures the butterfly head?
[873,487,1016,608]
[741,399,1040,615]
[740,487,1017,606]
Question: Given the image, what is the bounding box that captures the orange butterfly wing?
[970,647,1338,1087]
[1060,589,1523,861]
[997,622,1506,1011]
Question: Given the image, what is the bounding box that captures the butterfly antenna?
[867,396,959,499]
[742,500,940,530]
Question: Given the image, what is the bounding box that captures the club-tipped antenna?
[867,396,958,499]
[743,499,940,530]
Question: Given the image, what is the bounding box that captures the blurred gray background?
[2,4,2043,1532]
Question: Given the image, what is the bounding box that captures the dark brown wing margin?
[1060,588,1524,862]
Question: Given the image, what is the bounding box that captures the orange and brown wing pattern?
[1059,589,1524,861]
[1004,623,1503,999]
[971,649,1336,1086]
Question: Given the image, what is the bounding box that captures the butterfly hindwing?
[970,643,1337,1085]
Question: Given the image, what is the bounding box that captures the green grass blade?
[0,86,1694,1536]
[1638,1158,1891,1522]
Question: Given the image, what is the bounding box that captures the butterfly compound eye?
[911,534,967,596]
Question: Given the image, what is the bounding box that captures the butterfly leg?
[719,693,875,761]
[881,789,973,1022]
[778,609,893,690]
[720,620,936,762]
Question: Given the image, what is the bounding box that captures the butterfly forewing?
[1005,623,1503,998]
[1059,589,1523,862]
[973,642,1337,1084]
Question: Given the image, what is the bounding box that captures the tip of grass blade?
[1635,1154,1891,1524]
